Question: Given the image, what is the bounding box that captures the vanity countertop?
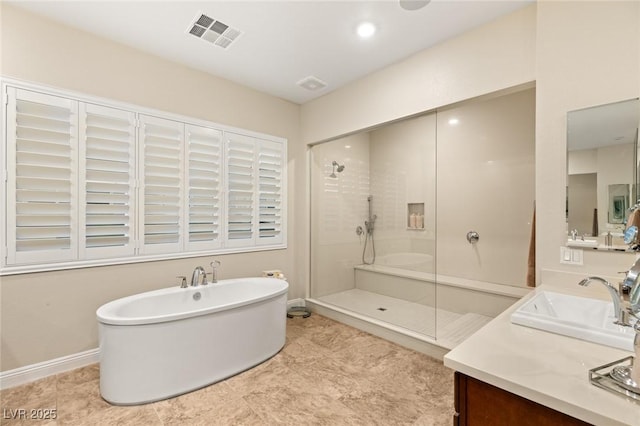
[444,284,640,426]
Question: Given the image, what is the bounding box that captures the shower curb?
[306,298,449,361]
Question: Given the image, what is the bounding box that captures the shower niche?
[407,203,425,230]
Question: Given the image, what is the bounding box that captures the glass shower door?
[310,113,437,340]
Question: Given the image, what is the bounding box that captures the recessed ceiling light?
[448,118,460,125]
[357,22,376,39]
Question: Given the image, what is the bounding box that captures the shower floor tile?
[318,288,492,349]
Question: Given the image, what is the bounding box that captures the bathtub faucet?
[210,260,221,283]
[190,266,207,287]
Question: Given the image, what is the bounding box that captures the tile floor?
[0,314,455,425]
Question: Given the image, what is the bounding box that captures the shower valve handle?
[466,231,480,244]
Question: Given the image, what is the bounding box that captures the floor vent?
[187,12,242,49]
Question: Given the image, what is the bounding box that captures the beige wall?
[0,4,302,371]
[437,88,535,286]
[536,0,640,284]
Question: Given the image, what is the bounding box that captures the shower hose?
[362,229,376,265]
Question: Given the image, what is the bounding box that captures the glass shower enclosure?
[310,113,438,339]
[309,87,535,347]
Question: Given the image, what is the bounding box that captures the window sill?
[0,244,287,276]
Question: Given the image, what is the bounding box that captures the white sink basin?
[566,239,598,248]
[510,291,636,351]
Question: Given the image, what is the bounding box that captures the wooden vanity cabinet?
[453,372,591,425]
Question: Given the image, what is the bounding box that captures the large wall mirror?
[566,98,640,251]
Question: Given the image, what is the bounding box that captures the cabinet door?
[454,372,590,426]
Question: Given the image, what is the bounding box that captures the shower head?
[330,161,345,177]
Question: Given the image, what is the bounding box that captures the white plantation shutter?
[225,133,286,248]
[257,139,285,245]
[186,124,223,251]
[5,88,78,264]
[138,115,184,254]
[226,133,256,247]
[79,103,136,258]
[3,81,287,272]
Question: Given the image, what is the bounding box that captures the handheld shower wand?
[362,195,376,264]
[364,195,377,235]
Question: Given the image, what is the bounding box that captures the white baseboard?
[0,348,99,391]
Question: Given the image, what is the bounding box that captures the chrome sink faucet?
[578,276,630,326]
[190,266,207,287]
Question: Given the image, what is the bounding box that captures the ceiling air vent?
[297,76,328,91]
[187,12,242,49]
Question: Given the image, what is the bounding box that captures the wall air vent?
[297,76,328,91]
[187,12,242,49]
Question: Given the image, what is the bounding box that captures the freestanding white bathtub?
[96,277,288,405]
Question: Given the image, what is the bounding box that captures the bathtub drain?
[193,292,201,301]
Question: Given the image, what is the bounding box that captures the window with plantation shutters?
[79,103,136,259]
[226,133,256,247]
[138,115,184,254]
[257,140,285,245]
[186,124,223,251]
[5,88,78,265]
[2,80,286,274]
